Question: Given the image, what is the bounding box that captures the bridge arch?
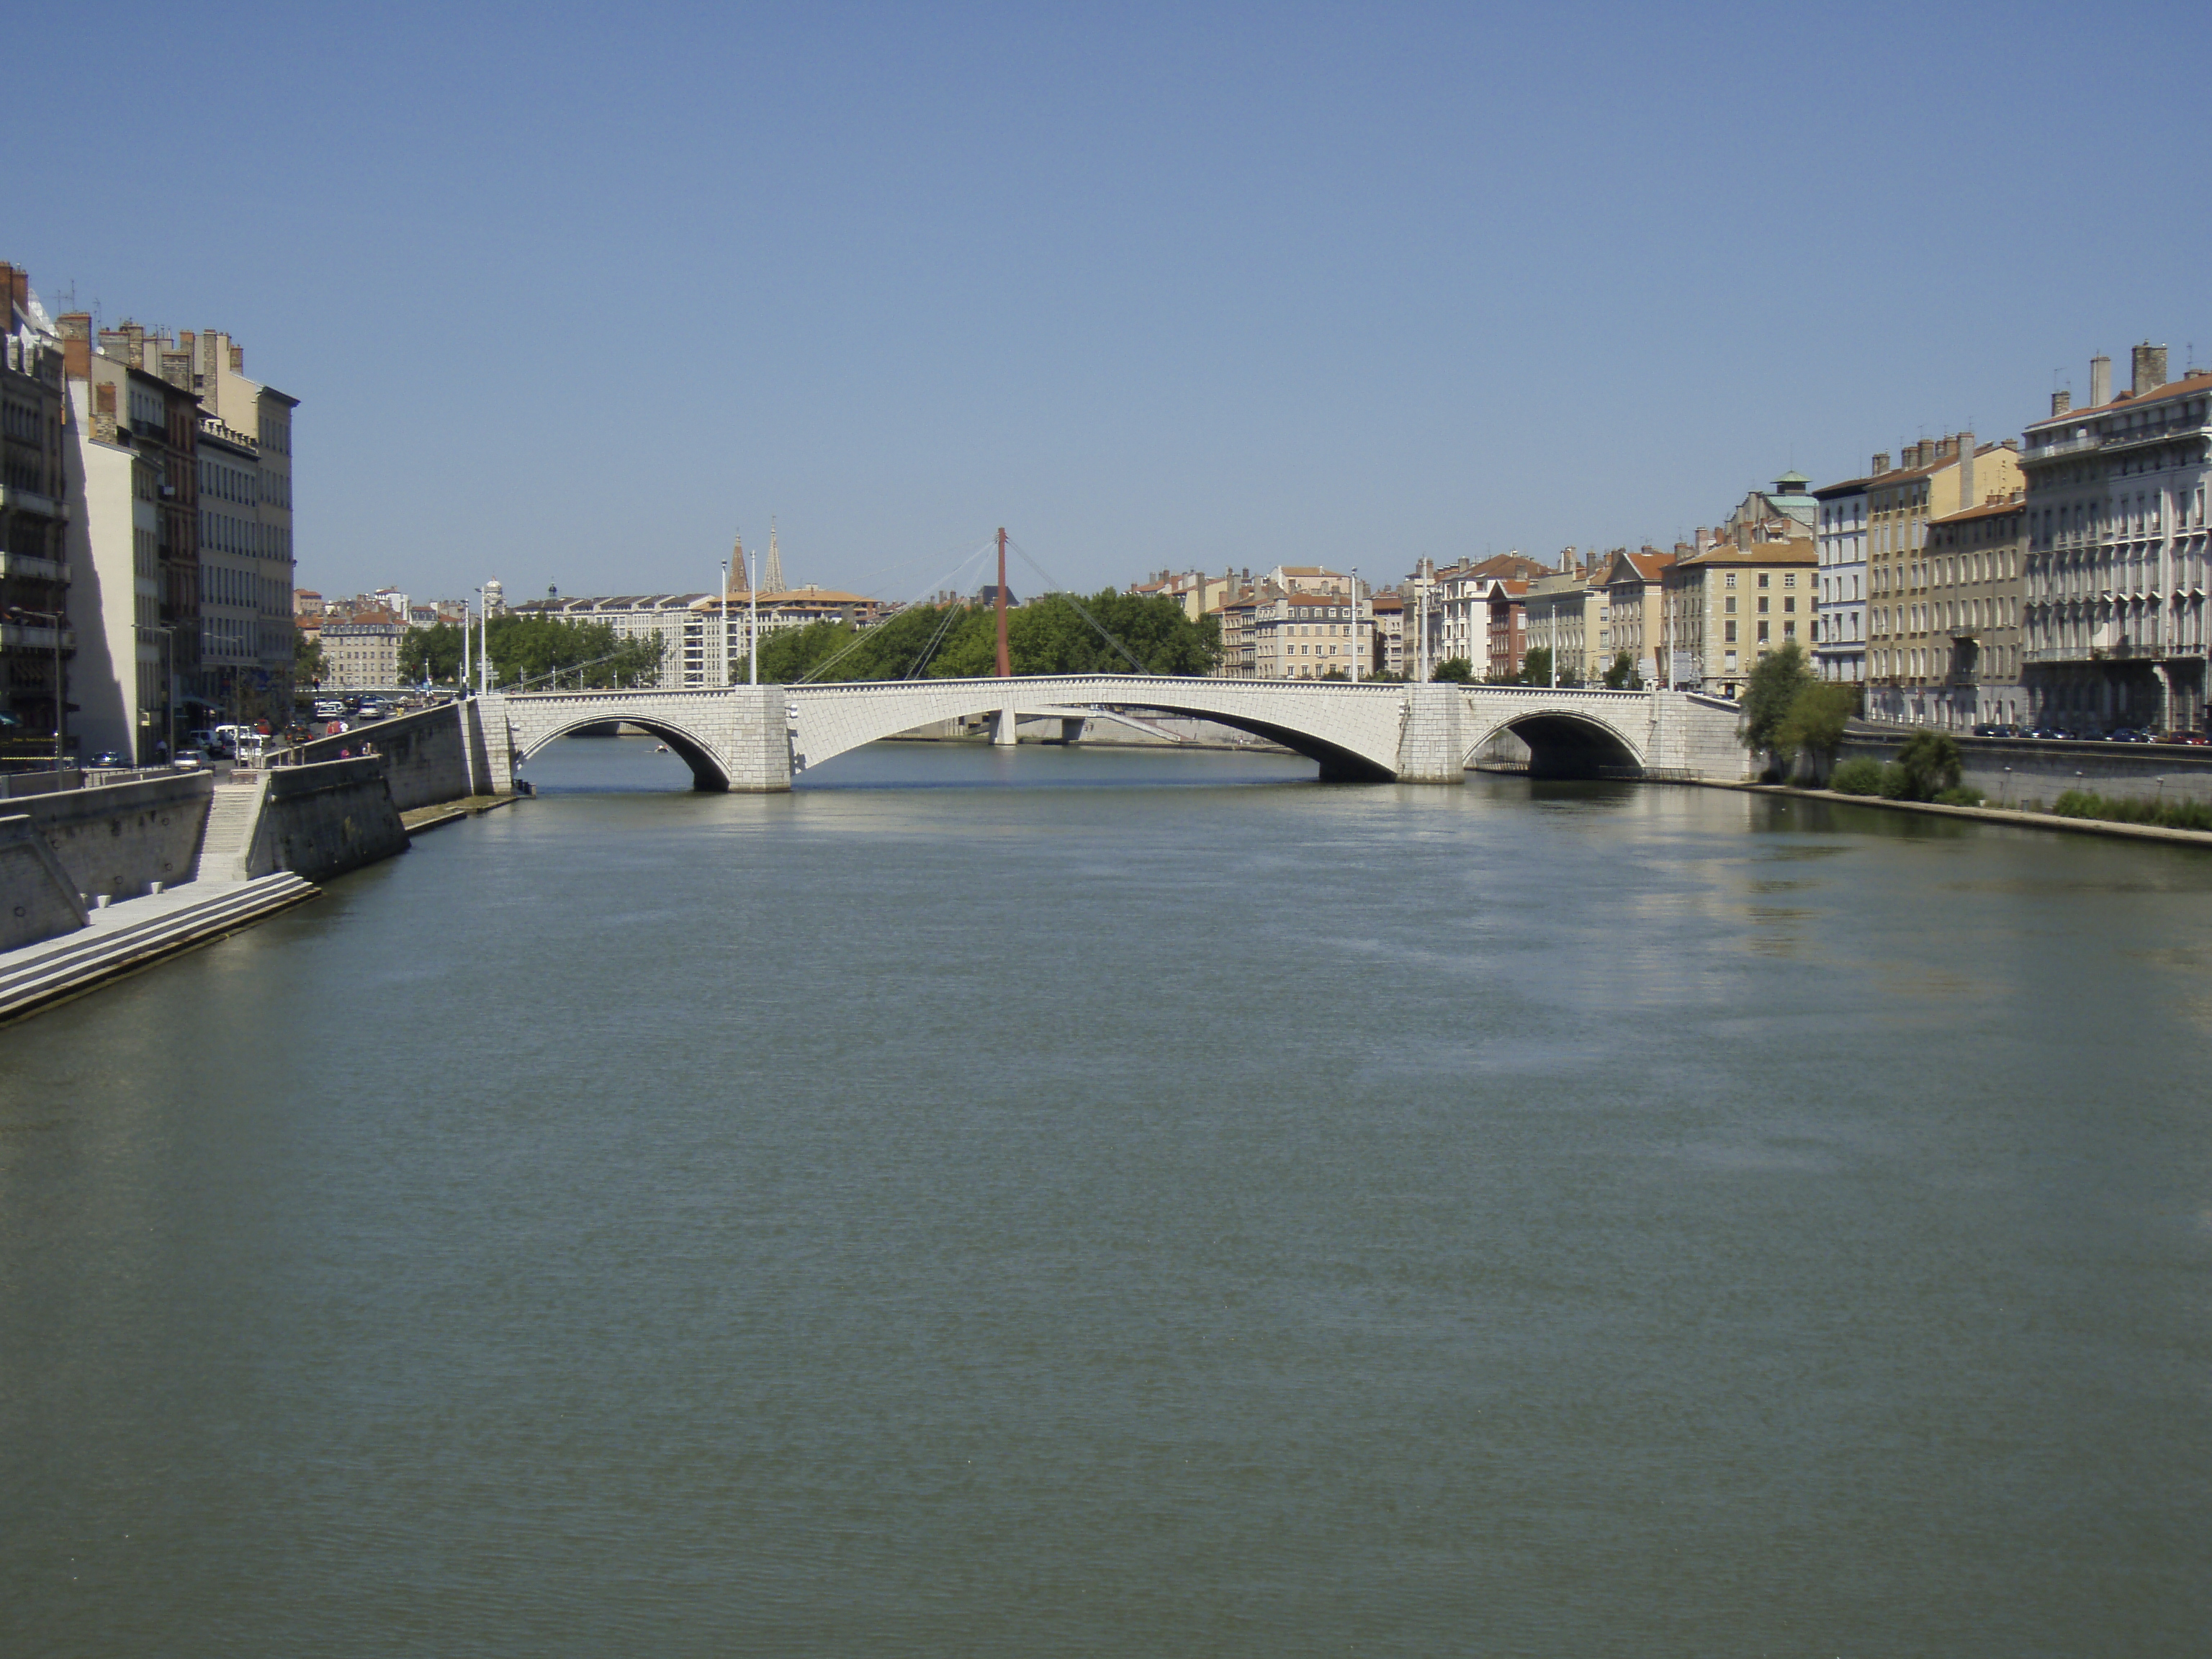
[1464,703,1648,779]
[511,709,730,790]
[790,675,1406,782]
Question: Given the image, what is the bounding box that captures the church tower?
[762,520,785,596]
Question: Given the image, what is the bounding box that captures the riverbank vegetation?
[2051,787,2212,832]
[1828,732,1978,804]
[734,590,1217,683]
[399,616,666,688]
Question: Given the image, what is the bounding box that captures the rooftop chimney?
[2132,342,2167,397]
[1872,451,1890,475]
[2090,354,2112,408]
[1956,431,1975,511]
[2051,390,2072,417]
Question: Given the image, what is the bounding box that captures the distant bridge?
[481,677,1748,792]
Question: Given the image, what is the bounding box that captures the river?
[3,738,2208,1655]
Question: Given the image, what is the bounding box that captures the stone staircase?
[0,872,318,1024]
[194,774,270,884]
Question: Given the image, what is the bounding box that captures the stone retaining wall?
[294,701,498,810]
[249,757,409,882]
[1837,731,2212,809]
[2,770,212,906]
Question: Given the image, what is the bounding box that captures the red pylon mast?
[994,526,1011,678]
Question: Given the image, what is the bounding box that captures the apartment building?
[1127,567,1241,623]
[1661,538,1817,697]
[1913,496,2028,729]
[1521,568,1599,685]
[1812,471,1871,684]
[1244,585,1373,678]
[323,611,405,690]
[2019,346,2212,734]
[1421,554,1548,677]
[1,264,72,763]
[1369,590,1405,677]
[1863,432,2025,724]
[1593,547,1674,686]
[1485,580,1530,680]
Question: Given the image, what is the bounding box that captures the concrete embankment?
[1838,729,2212,811]
[0,872,318,1026]
[294,699,503,810]
[247,756,410,882]
[1715,780,2212,850]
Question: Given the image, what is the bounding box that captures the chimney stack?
[1872,451,1890,475]
[2090,354,2112,408]
[2132,343,2167,397]
[2051,390,2072,417]
[1956,431,1976,511]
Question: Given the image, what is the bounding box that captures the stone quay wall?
[294,701,499,810]
[249,757,410,882]
[1836,731,2212,809]
[3,770,212,907]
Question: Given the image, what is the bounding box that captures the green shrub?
[2050,788,2212,832]
[1876,762,1912,799]
[1895,730,1964,801]
[1934,786,1984,807]
[1829,757,1883,796]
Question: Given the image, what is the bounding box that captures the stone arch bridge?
[483,677,1747,791]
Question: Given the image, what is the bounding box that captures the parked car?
[2108,727,2155,743]
[85,748,130,768]
[0,709,22,728]
[2155,729,2211,746]
[171,752,203,770]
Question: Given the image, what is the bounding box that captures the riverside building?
[1660,536,1817,697]
[2018,346,2212,734]
[1812,471,1871,685]
[1,264,72,762]
[1863,433,2024,724]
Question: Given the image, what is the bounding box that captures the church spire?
[763,518,785,596]
[730,528,745,594]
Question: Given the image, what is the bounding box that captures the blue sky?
[10,1,2209,603]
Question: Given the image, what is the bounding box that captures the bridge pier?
[727,686,794,791]
[1394,685,1469,783]
[992,703,1019,747]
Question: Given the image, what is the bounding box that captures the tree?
[1773,680,1856,778]
[930,590,1217,679]
[295,629,326,690]
[1739,642,1813,764]
[1895,729,1963,801]
[1600,650,1635,689]
[1431,657,1473,683]
[397,621,465,685]
[1519,646,1554,686]
[484,613,665,688]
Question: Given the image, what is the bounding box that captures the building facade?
[1863,433,2024,724]
[1812,472,1870,685]
[1661,539,1817,697]
[2019,347,2211,734]
[1594,548,1674,686]
[1915,496,2028,729]
[1,264,72,765]
[321,613,405,690]
[1521,568,1599,685]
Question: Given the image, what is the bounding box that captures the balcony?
[0,552,68,583]
[0,621,75,651]
[2028,432,2101,461]
[0,482,63,518]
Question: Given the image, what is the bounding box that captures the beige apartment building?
[1522,567,1600,683]
[1908,496,2029,729]
[1593,547,1673,685]
[1661,539,1818,697]
[1244,586,1372,678]
[1864,433,2024,723]
[322,611,404,690]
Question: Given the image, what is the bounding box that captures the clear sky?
[10,1,2209,603]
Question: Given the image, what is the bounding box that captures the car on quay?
[2154,729,2211,746]
[2108,727,2155,743]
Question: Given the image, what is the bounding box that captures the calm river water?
[4,739,2209,1655]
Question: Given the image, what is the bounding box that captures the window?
[1758,621,1770,642]
[1725,573,1736,589]
[1758,573,1771,588]
[1757,596,1769,614]
[1783,597,1795,613]
[1724,620,1737,643]
[1783,573,1796,588]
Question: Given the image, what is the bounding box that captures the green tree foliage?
[2053,787,2212,832]
[397,621,464,684]
[294,629,326,688]
[1739,642,1813,759]
[1774,680,1856,769]
[483,613,665,688]
[1518,646,1554,686]
[744,593,1219,684]
[1431,657,1473,683]
[1600,650,1635,689]
[1894,729,1963,801]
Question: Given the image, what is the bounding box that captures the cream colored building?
[1521,568,1601,684]
[1661,539,1817,697]
[1863,433,2024,722]
[323,612,404,690]
[1593,548,1674,686]
[1245,586,1373,678]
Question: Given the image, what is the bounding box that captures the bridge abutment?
[1395,685,1469,783]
